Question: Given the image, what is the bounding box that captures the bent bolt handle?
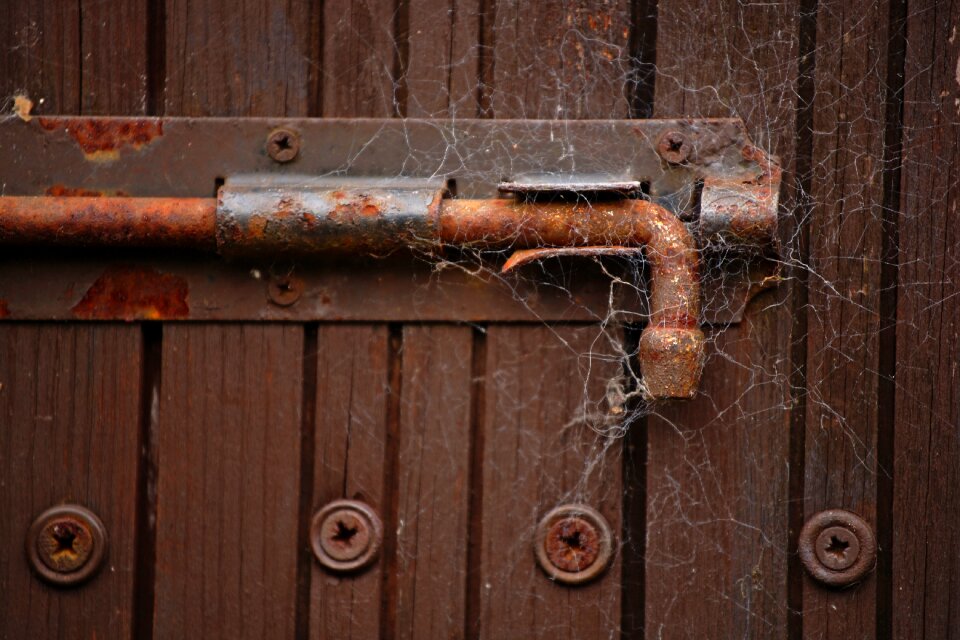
[437,199,705,398]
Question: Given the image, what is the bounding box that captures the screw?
[27,505,107,587]
[657,130,692,164]
[534,504,613,585]
[267,274,303,306]
[799,509,876,587]
[266,127,300,163]
[310,499,383,573]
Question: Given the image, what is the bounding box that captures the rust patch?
[38,117,163,160]
[327,195,386,223]
[0,300,9,318]
[71,266,189,320]
[45,185,129,197]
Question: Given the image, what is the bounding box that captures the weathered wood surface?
[0,326,142,640]
[893,1,960,637]
[153,325,304,639]
[801,0,896,636]
[1,1,958,638]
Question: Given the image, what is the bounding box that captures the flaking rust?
[37,117,163,161]
[71,266,189,320]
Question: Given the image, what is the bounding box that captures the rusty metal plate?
[0,116,777,323]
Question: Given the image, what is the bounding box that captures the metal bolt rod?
[0,193,704,397]
[0,196,217,250]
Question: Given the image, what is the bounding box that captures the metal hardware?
[534,504,614,585]
[0,117,782,395]
[310,499,383,573]
[26,504,108,587]
[798,509,876,587]
[266,127,300,163]
[656,130,692,165]
[267,272,304,306]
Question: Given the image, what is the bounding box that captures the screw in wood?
[310,499,383,573]
[534,504,614,585]
[26,504,107,587]
[799,509,876,587]
[266,127,300,163]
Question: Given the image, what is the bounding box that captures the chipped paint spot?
[71,266,189,320]
[37,117,163,161]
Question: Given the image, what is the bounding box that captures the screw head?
[656,130,692,164]
[267,275,303,306]
[799,509,876,587]
[266,127,300,163]
[27,504,107,587]
[534,504,613,585]
[310,499,383,573]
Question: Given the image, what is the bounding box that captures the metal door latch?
[0,117,781,399]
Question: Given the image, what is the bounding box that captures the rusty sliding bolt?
[0,190,704,398]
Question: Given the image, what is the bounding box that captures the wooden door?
[0,1,957,639]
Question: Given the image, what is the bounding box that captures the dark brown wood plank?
[477,325,622,638]
[80,0,148,115]
[0,325,142,639]
[155,5,315,636]
[405,0,481,117]
[893,2,960,637]
[0,2,80,115]
[164,0,316,116]
[489,1,631,118]
[395,325,474,638]
[153,325,303,639]
[646,1,800,636]
[801,0,891,635]
[309,325,390,637]
[322,0,399,117]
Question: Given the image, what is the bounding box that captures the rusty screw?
[799,509,876,587]
[310,499,383,573]
[27,504,107,587]
[267,274,304,306]
[534,504,613,585]
[266,127,300,163]
[657,130,692,164]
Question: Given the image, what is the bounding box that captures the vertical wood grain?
[153,325,303,639]
[647,1,800,636]
[488,0,631,118]
[308,325,390,637]
[164,0,317,116]
[322,0,399,116]
[893,1,960,637]
[0,2,80,114]
[395,325,474,639]
[801,0,893,635]
[0,326,142,640]
[80,0,149,114]
[476,325,623,638]
[405,0,481,117]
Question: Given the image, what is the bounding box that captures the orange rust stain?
[0,300,9,318]
[38,118,163,159]
[44,185,130,197]
[71,266,188,320]
[328,196,384,223]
